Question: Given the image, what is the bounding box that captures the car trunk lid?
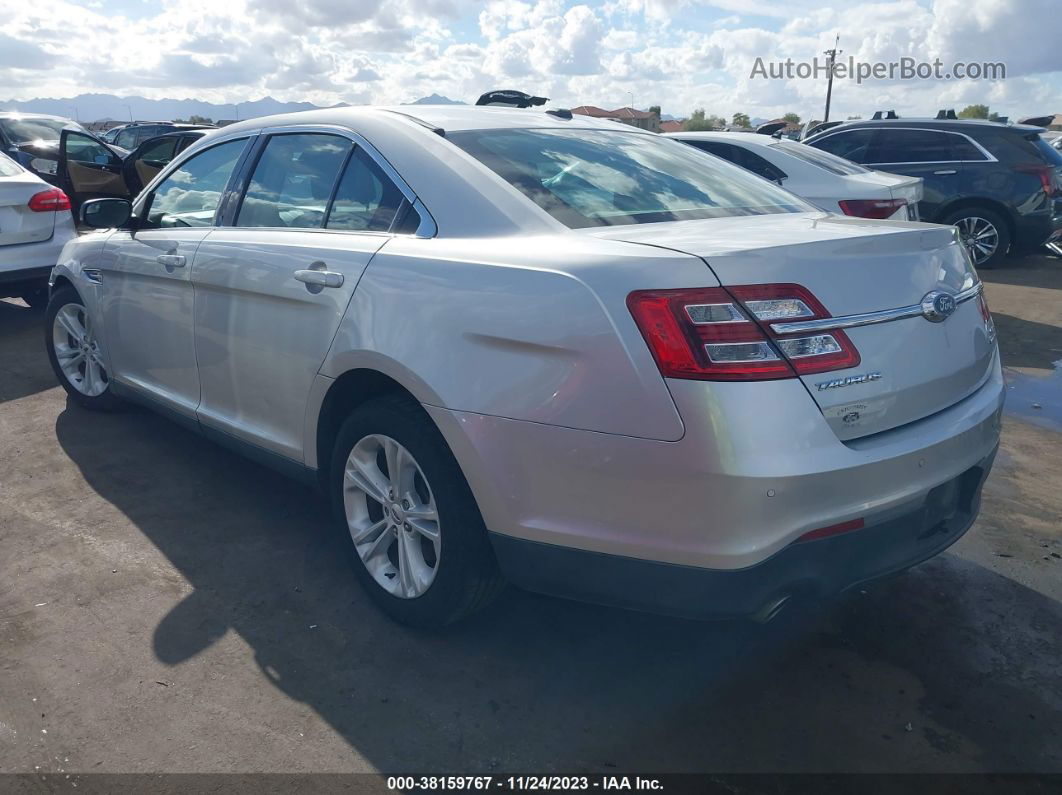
[588,213,996,439]
[0,173,56,247]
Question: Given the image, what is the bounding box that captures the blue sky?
[0,0,1057,121]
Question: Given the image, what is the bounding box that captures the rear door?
[863,128,960,221]
[57,129,130,212]
[191,130,408,461]
[98,136,252,418]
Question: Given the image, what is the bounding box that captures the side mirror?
[81,198,133,229]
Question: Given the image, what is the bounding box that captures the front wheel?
[44,286,124,411]
[944,207,1010,269]
[330,394,504,628]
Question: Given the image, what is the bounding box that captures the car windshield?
[447,128,810,228]
[0,117,80,144]
[771,140,869,175]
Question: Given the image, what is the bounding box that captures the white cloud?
[0,0,1056,123]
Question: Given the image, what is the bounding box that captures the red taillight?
[1015,164,1057,198]
[28,188,71,213]
[838,198,907,219]
[797,518,865,543]
[627,283,860,382]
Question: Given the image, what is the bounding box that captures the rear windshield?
[771,140,869,175]
[0,153,23,177]
[448,128,810,228]
[0,117,79,145]
[1032,135,1062,167]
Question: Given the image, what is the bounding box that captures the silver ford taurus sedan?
[46,106,1003,627]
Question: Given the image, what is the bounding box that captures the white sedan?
[0,152,76,307]
[668,131,923,221]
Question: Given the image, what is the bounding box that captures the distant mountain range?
[0,93,467,122]
[407,93,466,106]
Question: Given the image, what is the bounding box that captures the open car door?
[124,134,180,196]
[58,128,130,215]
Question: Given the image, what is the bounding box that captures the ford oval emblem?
[921,290,957,323]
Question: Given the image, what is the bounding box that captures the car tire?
[44,285,124,411]
[330,393,505,628]
[943,207,1010,269]
[20,286,49,309]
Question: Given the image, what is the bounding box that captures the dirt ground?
[0,253,1059,776]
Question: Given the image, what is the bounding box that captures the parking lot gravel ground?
[0,253,1060,776]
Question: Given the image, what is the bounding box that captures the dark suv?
[109,122,215,151]
[806,118,1062,266]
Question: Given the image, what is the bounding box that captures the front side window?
[810,129,876,163]
[143,138,247,229]
[64,131,121,166]
[448,129,808,228]
[325,147,405,232]
[236,133,351,229]
[771,140,869,175]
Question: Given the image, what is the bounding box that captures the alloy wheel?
[342,434,441,598]
[956,216,999,266]
[52,303,109,397]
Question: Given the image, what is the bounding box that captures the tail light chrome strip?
[770,282,983,335]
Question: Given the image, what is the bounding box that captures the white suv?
[47,107,1002,627]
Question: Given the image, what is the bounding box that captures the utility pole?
[823,34,840,124]
[123,104,133,121]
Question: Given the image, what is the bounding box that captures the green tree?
[731,112,751,128]
[782,112,801,124]
[684,108,725,131]
[846,115,862,120]
[648,105,661,118]
[958,104,990,119]
[175,114,214,124]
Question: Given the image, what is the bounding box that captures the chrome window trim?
[134,124,438,238]
[770,282,983,335]
[811,126,998,165]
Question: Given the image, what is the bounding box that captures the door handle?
[294,269,344,288]
[933,169,957,175]
[156,254,186,268]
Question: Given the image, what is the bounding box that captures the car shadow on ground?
[992,313,1062,371]
[980,253,1062,291]
[0,299,54,405]
[52,399,1062,773]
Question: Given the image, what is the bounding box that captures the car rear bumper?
[491,449,994,619]
[426,347,1004,576]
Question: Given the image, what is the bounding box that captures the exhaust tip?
[751,594,791,624]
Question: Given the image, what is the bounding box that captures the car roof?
[812,118,1046,135]
[213,105,650,137]
[0,112,74,122]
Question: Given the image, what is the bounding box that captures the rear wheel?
[943,207,1010,269]
[44,286,123,411]
[330,394,504,627]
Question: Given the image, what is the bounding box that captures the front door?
[58,129,129,213]
[98,137,251,418]
[191,133,408,461]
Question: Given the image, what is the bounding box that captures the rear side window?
[869,129,953,163]
[449,128,808,228]
[0,153,22,176]
[325,147,405,232]
[771,141,869,175]
[685,140,787,182]
[809,129,875,163]
[236,133,351,229]
[949,135,989,162]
